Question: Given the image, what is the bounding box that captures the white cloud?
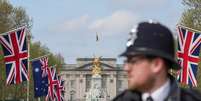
[110,0,167,10]
[51,15,90,32]
[88,10,139,35]
[50,10,139,36]
[132,0,167,7]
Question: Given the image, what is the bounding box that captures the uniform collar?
[112,74,181,101]
[165,74,181,101]
[142,79,170,101]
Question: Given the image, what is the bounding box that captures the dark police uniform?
[113,75,201,101]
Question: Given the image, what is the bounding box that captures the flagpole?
[27,27,31,101]
[0,26,26,36]
[177,24,201,33]
[29,54,51,62]
[95,32,99,57]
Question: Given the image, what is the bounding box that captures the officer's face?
[124,55,155,91]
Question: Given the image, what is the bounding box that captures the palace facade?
[60,58,128,101]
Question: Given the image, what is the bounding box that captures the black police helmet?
[120,21,181,70]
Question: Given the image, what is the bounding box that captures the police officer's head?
[120,21,181,91]
[121,21,181,70]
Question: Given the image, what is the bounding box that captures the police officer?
[113,21,201,101]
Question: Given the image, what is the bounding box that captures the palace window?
[102,74,107,88]
[70,90,76,101]
[85,74,91,91]
[110,79,113,83]
[70,80,76,89]
[66,74,70,78]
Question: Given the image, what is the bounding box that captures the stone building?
[60,58,128,101]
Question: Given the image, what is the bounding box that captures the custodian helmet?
[120,21,181,70]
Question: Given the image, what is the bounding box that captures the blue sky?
[10,0,184,64]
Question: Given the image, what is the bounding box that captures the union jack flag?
[46,67,58,101]
[40,56,49,77]
[0,27,29,85]
[177,25,201,87]
[55,75,65,101]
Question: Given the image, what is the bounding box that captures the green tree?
[0,0,65,100]
[29,41,65,100]
[0,0,31,33]
[30,41,65,72]
[0,0,32,100]
[180,0,201,29]
[179,0,201,90]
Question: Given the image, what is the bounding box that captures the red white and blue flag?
[40,56,49,77]
[45,66,65,101]
[177,25,201,87]
[46,67,58,101]
[0,27,29,85]
[55,75,65,101]
[31,57,48,97]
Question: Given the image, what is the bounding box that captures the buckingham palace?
[60,57,128,101]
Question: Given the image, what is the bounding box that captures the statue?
[92,57,101,75]
[85,56,107,101]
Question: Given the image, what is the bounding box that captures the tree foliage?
[179,0,201,90]
[0,0,31,100]
[180,0,201,29]
[0,0,65,100]
[28,41,65,101]
[0,0,31,33]
[30,41,65,72]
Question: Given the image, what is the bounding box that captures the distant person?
[112,21,201,101]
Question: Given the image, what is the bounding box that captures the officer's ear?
[150,57,165,74]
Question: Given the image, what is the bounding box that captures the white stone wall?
[61,71,128,101]
[106,72,117,100]
[60,58,128,101]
